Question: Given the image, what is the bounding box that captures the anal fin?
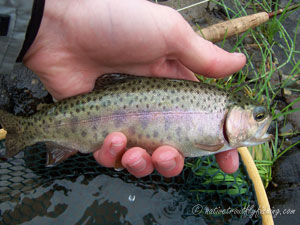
[194,143,224,152]
[45,142,78,167]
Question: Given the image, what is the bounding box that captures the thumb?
[174,26,246,78]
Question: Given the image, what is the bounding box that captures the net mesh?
[0,140,262,225]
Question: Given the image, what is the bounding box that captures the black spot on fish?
[71,126,76,133]
[140,115,150,129]
[102,130,108,138]
[81,131,87,137]
[129,126,136,135]
[93,133,98,141]
[153,131,158,138]
[76,108,80,113]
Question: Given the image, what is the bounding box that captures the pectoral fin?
[194,143,224,152]
[45,142,78,167]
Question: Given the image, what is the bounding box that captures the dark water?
[1,175,188,225]
[0,143,260,225]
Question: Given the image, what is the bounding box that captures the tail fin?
[0,109,27,158]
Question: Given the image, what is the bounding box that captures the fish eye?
[253,106,267,122]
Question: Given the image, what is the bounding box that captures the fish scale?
[0,74,272,166]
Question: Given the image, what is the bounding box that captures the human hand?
[23,0,245,177]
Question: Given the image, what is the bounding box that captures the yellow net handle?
[0,129,6,140]
[238,147,274,225]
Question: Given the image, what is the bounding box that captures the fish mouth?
[250,117,273,144]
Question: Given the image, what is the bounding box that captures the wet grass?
[160,0,300,188]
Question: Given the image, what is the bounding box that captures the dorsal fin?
[36,103,52,111]
[94,74,140,90]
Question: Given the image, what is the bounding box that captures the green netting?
[0,140,262,225]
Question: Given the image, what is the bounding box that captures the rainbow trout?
[0,74,272,166]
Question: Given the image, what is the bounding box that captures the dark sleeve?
[17,0,45,62]
[0,0,44,74]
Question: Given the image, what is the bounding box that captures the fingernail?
[158,159,176,171]
[109,138,124,156]
[157,151,177,171]
[233,52,245,57]
[126,152,146,172]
